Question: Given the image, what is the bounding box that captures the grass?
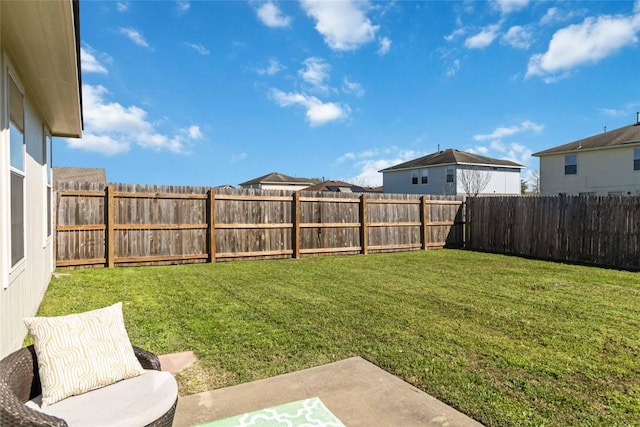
[35,250,639,426]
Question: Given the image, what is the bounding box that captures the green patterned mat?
[195,397,345,427]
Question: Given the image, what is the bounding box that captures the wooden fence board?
[55,183,464,268]
[466,195,640,270]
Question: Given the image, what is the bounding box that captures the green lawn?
[36,250,639,426]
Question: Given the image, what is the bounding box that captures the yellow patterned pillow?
[24,302,144,407]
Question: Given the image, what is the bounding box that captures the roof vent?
[637,111,640,125]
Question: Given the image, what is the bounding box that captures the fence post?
[106,184,115,268]
[421,196,429,250]
[207,188,216,263]
[292,192,301,259]
[360,194,368,254]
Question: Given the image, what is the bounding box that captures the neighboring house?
[303,180,383,193]
[53,167,106,186]
[1,1,83,358]
[533,118,640,196]
[380,149,523,196]
[239,172,316,191]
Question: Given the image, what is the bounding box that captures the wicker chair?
[0,345,177,427]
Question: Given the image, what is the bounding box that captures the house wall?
[539,146,640,196]
[383,165,521,195]
[456,166,522,195]
[0,50,54,358]
[383,166,456,195]
[259,183,312,191]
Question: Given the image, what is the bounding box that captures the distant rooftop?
[533,121,640,156]
[53,167,106,184]
[380,149,523,172]
[303,180,383,193]
[239,172,316,186]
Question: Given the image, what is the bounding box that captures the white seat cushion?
[27,370,178,427]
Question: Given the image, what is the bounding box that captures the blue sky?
[57,0,640,188]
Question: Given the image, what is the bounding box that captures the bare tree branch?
[458,167,491,196]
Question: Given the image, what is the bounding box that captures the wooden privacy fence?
[466,195,640,270]
[55,182,465,268]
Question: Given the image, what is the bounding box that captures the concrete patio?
[170,356,484,427]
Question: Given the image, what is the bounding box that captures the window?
[565,155,577,175]
[9,75,25,268]
[634,148,640,171]
[411,171,418,185]
[421,169,428,184]
[45,132,53,238]
[446,167,454,183]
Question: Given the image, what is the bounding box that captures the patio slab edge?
[173,356,484,427]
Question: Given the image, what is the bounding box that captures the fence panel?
[466,195,640,270]
[55,183,464,268]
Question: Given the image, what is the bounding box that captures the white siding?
[0,51,54,358]
[456,166,521,195]
[382,166,456,195]
[383,165,521,195]
[259,183,311,191]
[539,146,640,196]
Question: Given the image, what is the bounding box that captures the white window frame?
[446,167,455,183]
[411,170,418,185]
[564,154,577,175]
[634,148,640,172]
[5,65,27,287]
[420,169,428,185]
[44,129,53,245]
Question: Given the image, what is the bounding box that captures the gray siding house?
[240,172,316,191]
[380,149,523,196]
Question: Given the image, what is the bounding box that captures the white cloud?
[446,59,461,77]
[258,58,286,75]
[185,125,203,140]
[599,108,626,117]
[66,134,130,156]
[527,11,640,79]
[257,2,291,28]
[474,120,544,142]
[178,1,190,13]
[300,0,379,51]
[270,89,348,126]
[465,23,501,49]
[444,27,466,42]
[116,1,129,13]
[338,147,425,187]
[80,47,108,74]
[503,25,532,49]
[494,0,529,14]
[186,43,210,55]
[342,77,365,97]
[377,36,392,55]
[119,27,150,48]
[505,142,533,166]
[232,152,247,161]
[299,57,331,92]
[67,84,201,155]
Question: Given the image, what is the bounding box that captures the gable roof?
[303,180,382,193]
[379,149,523,172]
[239,172,315,186]
[533,122,640,156]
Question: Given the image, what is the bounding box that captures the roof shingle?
[379,149,523,172]
[239,172,315,186]
[533,122,640,156]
